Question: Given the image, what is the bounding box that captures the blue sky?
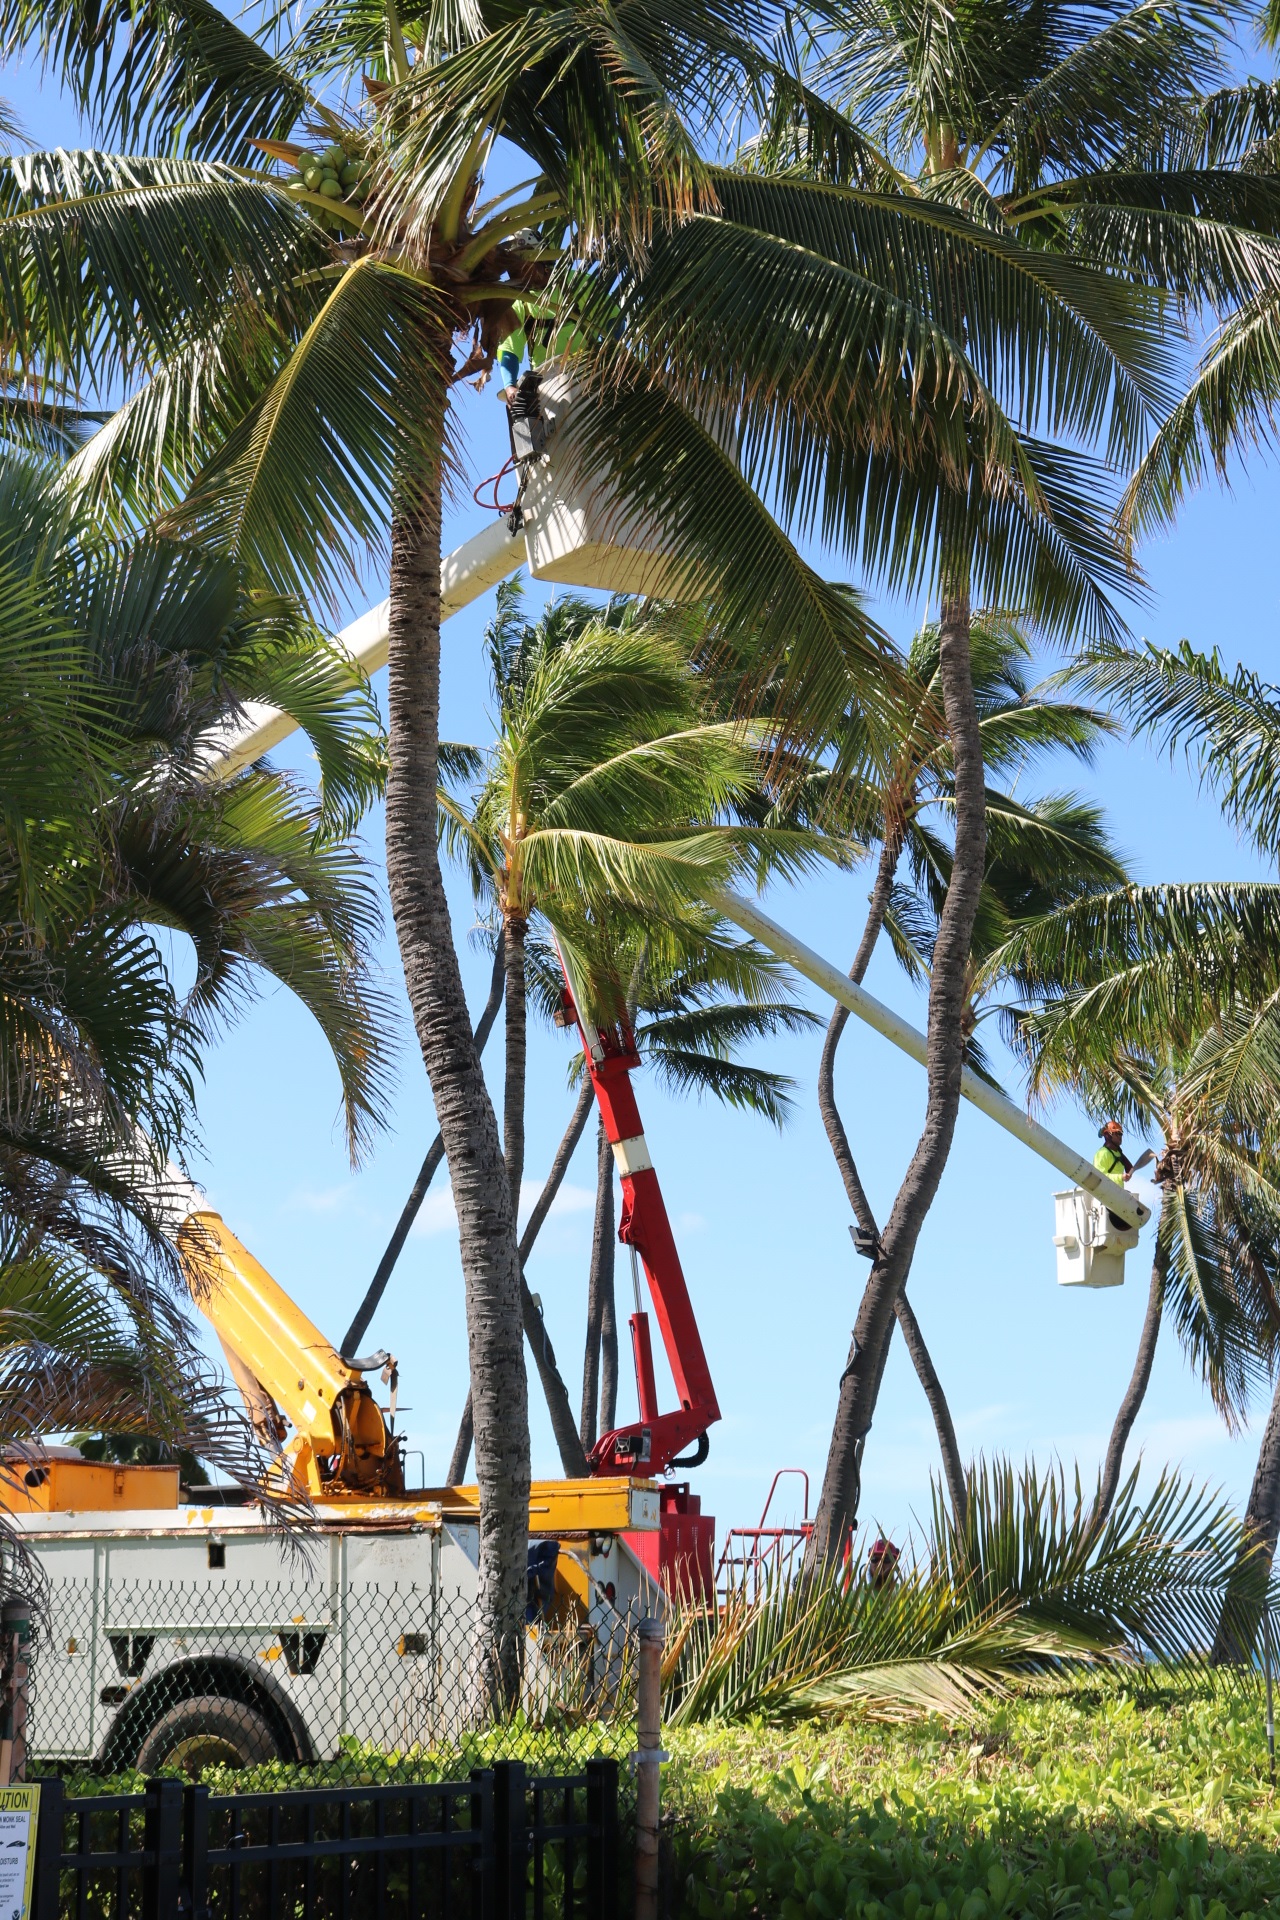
[7,50,1280,1555]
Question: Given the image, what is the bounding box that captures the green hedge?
[665,1685,1280,1920]
[44,1716,634,1795]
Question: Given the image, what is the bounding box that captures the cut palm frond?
[663,1460,1255,1725]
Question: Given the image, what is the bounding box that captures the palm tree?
[1010,1021,1280,1517]
[779,612,1120,1521]
[0,1223,268,1505]
[0,451,389,1507]
[433,582,823,1473]
[0,9,884,1687]
[729,0,1280,1564]
[991,639,1280,1650]
[0,454,390,1150]
[0,0,1171,1667]
[443,923,821,1477]
[441,588,775,1215]
[1116,4,1280,545]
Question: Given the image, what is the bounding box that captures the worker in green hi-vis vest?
[1094,1119,1134,1231]
[496,299,586,390]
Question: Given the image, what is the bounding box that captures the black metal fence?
[31,1758,619,1920]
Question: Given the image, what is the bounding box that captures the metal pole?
[634,1616,664,1920]
[0,1595,32,1784]
[712,887,1152,1234]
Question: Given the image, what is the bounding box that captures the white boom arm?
[712,889,1150,1231]
[197,518,1150,1236]
[197,518,522,781]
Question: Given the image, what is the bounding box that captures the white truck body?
[16,1496,658,1770]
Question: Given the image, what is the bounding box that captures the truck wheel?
[134,1695,284,1776]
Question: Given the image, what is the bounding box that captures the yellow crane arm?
[178,1211,399,1497]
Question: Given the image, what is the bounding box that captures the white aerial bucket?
[1053,1188,1140,1289]
[511,369,706,599]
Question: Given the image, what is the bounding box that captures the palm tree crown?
[0,450,389,1499]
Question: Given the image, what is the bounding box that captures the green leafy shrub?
[666,1682,1280,1919]
[52,1716,635,1795]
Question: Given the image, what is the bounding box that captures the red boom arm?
[567,1001,720,1476]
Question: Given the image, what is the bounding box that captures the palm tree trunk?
[449,1082,596,1481]
[1095,1213,1169,1527]
[816,826,905,1240]
[384,454,528,1705]
[600,1255,618,1434]
[893,1291,968,1529]
[522,1282,589,1476]
[1213,1366,1280,1665]
[813,821,964,1510]
[341,947,505,1359]
[517,1079,593,1479]
[446,1400,473,1486]
[503,914,528,1217]
[518,1082,594,1269]
[581,1118,615,1451]
[811,589,987,1568]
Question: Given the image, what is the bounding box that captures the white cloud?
[410,1175,594,1240]
[285,1184,353,1215]
[412,1189,461,1238]
[1131,1413,1232,1457]
[521,1177,593,1228]
[954,1402,1019,1441]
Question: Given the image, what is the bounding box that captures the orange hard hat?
[1100,1119,1123,1136]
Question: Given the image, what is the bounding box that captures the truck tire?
[134,1694,284,1776]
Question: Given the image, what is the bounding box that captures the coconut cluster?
[293,143,371,209]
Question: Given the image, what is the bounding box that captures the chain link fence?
[27,1576,641,1800]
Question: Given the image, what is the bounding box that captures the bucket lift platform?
[1053,1189,1141,1289]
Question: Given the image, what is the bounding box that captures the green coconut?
[319,176,343,199]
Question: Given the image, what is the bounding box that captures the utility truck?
[1,1202,664,1773]
[9,368,1150,1775]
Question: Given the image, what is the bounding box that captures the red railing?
[715,1468,814,1599]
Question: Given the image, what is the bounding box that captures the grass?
[663,1678,1280,1919]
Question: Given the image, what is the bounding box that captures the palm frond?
[171,257,454,608]
[664,1459,1247,1725]
[1068,639,1280,864]
[0,152,316,393]
[0,0,312,162]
